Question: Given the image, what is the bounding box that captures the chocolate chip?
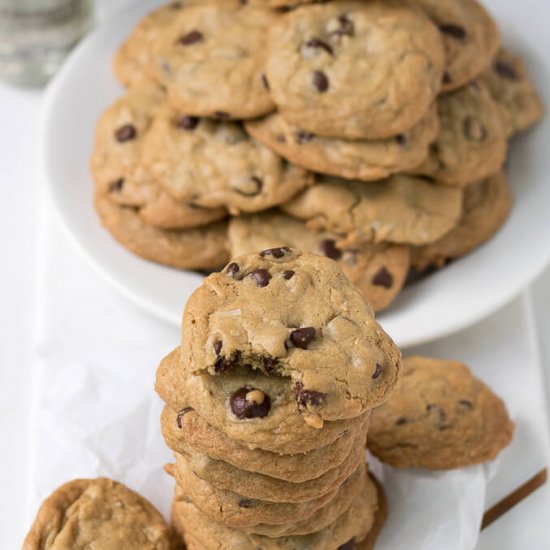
[263,357,279,373]
[226,262,240,277]
[289,327,316,349]
[238,499,257,508]
[372,267,393,289]
[463,116,487,141]
[178,30,203,46]
[230,387,271,419]
[252,269,271,287]
[442,71,452,85]
[495,60,518,80]
[296,130,314,144]
[283,270,295,280]
[213,111,230,120]
[439,24,467,40]
[396,417,408,425]
[372,363,383,379]
[176,407,193,429]
[427,404,448,429]
[332,14,354,37]
[214,354,235,373]
[260,247,290,259]
[459,399,474,410]
[175,115,199,130]
[396,134,407,146]
[261,73,270,90]
[319,239,342,260]
[115,124,136,142]
[295,382,325,409]
[109,178,124,192]
[312,70,329,92]
[213,340,222,355]
[305,38,333,56]
[338,539,356,550]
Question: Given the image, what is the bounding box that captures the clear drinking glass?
[0,0,94,87]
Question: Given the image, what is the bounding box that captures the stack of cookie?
[155,248,402,549]
[92,0,543,311]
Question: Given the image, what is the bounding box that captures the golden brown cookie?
[23,478,180,550]
[95,194,229,271]
[245,105,439,182]
[411,81,508,187]
[481,48,544,137]
[161,406,368,483]
[265,0,444,139]
[411,171,512,271]
[149,2,277,119]
[282,175,463,246]
[368,356,514,469]
[228,211,410,312]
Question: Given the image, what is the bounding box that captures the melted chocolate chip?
[305,38,333,56]
[230,387,271,419]
[463,116,487,141]
[289,327,316,349]
[115,124,136,142]
[439,24,467,40]
[372,267,393,289]
[338,539,356,550]
[442,71,452,85]
[372,363,383,380]
[261,73,270,90]
[263,357,279,374]
[283,270,295,280]
[226,262,240,277]
[213,340,222,355]
[109,178,124,192]
[296,130,314,144]
[175,115,200,130]
[319,239,342,260]
[332,14,354,37]
[179,30,203,46]
[312,70,329,92]
[214,354,236,373]
[260,246,290,259]
[459,399,474,410]
[239,499,257,508]
[295,382,326,409]
[176,407,193,429]
[495,60,518,80]
[396,417,408,425]
[252,269,271,287]
[395,134,407,146]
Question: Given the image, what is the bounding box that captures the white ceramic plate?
[41,0,550,348]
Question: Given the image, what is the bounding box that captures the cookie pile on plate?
[92,0,543,311]
[155,248,402,549]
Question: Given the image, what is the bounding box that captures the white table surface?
[1,1,550,548]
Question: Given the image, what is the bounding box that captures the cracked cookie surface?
[368,356,514,469]
[265,0,444,139]
[228,211,410,311]
[150,2,276,119]
[142,105,313,215]
[245,105,439,182]
[23,478,179,550]
[282,175,463,246]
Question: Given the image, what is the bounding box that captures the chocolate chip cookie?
[171,472,382,550]
[141,105,313,215]
[411,171,512,271]
[228,211,410,311]
[23,478,180,550]
[283,175,463,246]
[158,348,372,454]
[368,356,514,469]
[265,0,444,139]
[245,104,439,181]
[150,2,277,119]
[91,85,227,229]
[172,428,365,503]
[412,0,500,91]
[175,248,401,424]
[161,406,368,483]
[95,195,229,271]
[411,81,508,187]
[481,48,544,137]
